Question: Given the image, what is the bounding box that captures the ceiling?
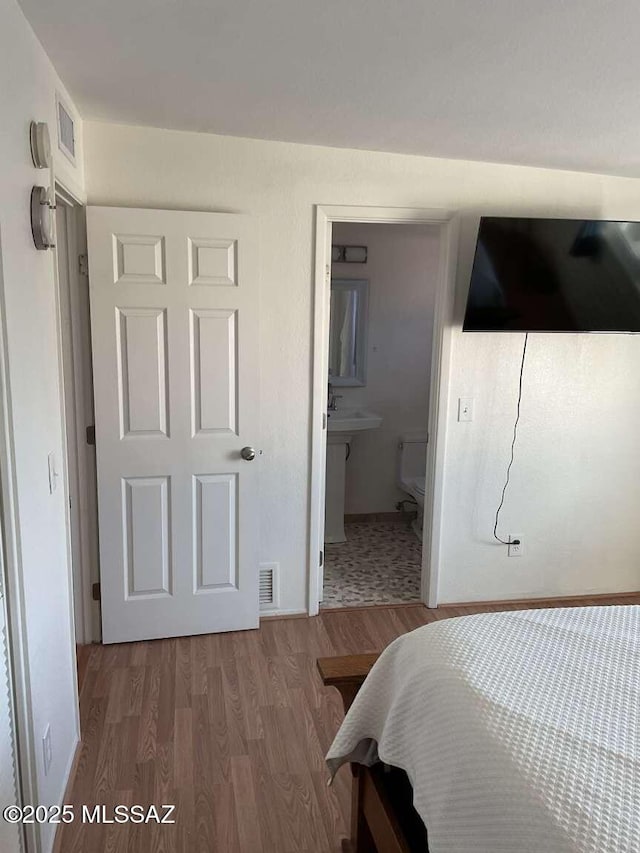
[19,0,640,177]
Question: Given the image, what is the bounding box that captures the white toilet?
[397,431,428,540]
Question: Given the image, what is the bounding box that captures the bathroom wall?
[331,222,440,514]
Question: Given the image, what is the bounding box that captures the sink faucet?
[327,382,342,411]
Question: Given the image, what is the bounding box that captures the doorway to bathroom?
[309,205,459,614]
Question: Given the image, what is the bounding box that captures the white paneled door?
[87,207,260,643]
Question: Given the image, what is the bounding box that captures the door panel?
[123,476,171,597]
[87,207,259,643]
[194,473,237,591]
[116,307,169,437]
[190,308,237,434]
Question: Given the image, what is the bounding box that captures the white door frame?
[54,185,100,644]
[308,205,459,615]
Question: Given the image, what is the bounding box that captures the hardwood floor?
[57,594,640,852]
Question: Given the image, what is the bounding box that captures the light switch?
[458,397,474,422]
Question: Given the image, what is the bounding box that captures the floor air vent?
[259,563,279,611]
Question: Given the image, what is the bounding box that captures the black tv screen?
[463,217,640,332]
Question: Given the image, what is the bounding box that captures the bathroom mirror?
[328,278,369,386]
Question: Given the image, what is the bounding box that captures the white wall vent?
[56,92,76,165]
[259,563,279,611]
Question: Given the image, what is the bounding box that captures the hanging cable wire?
[493,333,529,545]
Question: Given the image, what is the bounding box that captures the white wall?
[83,120,640,608]
[331,222,439,514]
[0,1,84,849]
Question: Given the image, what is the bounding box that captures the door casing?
[55,189,100,644]
[309,205,460,614]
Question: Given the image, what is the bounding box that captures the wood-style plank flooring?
[56,594,640,852]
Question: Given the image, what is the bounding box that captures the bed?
[318,606,640,852]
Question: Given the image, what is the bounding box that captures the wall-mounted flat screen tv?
[463,217,640,332]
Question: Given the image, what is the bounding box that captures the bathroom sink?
[325,409,383,543]
[327,409,382,433]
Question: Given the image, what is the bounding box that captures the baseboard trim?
[50,736,81,853]
[314,591,640,617]
[260,609,308,622]
[445,590,640,609]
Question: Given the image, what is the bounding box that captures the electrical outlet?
[42,725,52,775]
[508,537,523,557]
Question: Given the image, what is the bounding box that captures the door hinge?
[322,413,327,430]
[92,582,101,602]
[86,424,95,445]
[319,550,324,568]
[78,254,88,276]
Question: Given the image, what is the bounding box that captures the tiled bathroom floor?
[321,521,422,609]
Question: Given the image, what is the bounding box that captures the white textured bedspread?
[326,606,640,852]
